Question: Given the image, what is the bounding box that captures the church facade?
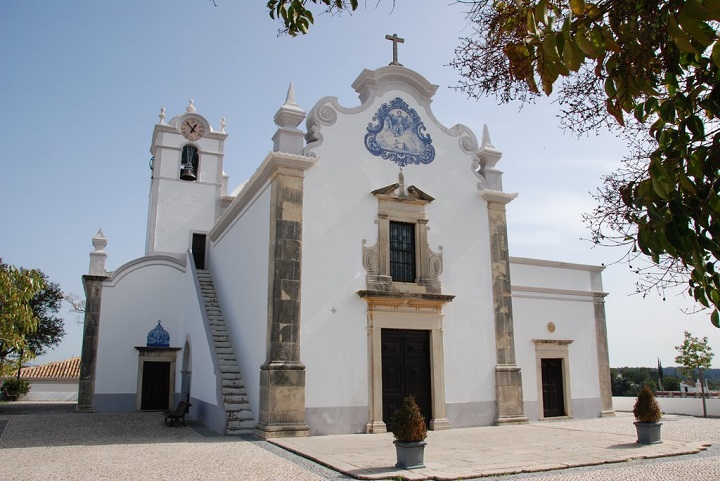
[77,62,614,437]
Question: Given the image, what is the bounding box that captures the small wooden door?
[541,358,565,417]
[192,233,206,270]
[141,361,170,410]
[381,329,432,429]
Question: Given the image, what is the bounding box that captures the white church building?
[77,53,614,437]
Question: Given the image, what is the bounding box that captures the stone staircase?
[196,269,254,435]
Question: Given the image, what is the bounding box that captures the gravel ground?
[1,403,718,481]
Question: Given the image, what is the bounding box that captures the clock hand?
[190,123,197,133]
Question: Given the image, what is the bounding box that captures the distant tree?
[675,330,714,417]
[663,375,681,391]
[0,260,44,375]
[611,367,660,396]
[0,261,65,375]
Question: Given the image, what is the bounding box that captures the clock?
[180,116,205,141]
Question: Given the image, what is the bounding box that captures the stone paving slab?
[271,420,707,480]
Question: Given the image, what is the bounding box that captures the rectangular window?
[389,221,416,283]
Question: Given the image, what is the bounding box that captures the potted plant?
[390,395,428,469]
[633,385,663,444]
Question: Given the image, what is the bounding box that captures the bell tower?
[146,100,228,263]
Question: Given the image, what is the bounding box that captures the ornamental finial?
[159,107,166,123]
[186,99,196,113]
[220,116,226,133]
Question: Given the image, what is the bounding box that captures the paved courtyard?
[0,402,718,480]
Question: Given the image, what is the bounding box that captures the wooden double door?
[381,329,432,429]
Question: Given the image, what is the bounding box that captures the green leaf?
[575,26,598,57]
[679,3,715,47]
[686,115,705,140]
[563,36,584,72]
[659,100,676,123]
[668,14,699,53]
[570,0,586,15]
[712,310,720,328]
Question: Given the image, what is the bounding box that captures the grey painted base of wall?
[95,393,136,412]
[94,393,226,435]
[446,401,497,428]
[306,406,368,435]
[572,397,602,419]
[189,396,227,435]
[524,397,602,421]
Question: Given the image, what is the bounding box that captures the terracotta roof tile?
[17,357,80,380]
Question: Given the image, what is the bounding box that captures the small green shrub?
[390,395,427,442]
[633,385,662,423]
[1,378,30,401]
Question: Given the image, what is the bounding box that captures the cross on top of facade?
[385,33,404,66]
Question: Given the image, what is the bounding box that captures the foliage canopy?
[451,0,720,327]
[0,261,65,374]
[674,330,714,377]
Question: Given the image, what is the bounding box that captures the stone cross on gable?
[385,33,404,66]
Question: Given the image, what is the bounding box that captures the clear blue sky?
[1,1,717,368]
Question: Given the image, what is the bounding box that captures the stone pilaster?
[594,293,615,416]
[255,165,310,439]
[77,274,107,412]
[481,189,528,425]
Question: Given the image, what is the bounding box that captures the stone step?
[225,406,253,417]
[224,394,249,404]
[218,359,236,366]
[219,365,241,374]
[217,355,238,363]
[226,426,254,435]
[227,418,255,428]
[223,387,247,396]
[222,375,244,383]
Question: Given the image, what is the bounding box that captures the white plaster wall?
[95,257,218,407]
[510,259,600,292]
[21,380,78,401]
[209,184,272,421]
[150,181,218,254]
[513,294,600,402]
[511,259,604,413]
[181,265,218,404]
[613,396,720,417]
[301,82,497,410]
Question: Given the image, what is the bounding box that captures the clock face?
[180,116,205,141]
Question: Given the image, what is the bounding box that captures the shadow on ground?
[0,401,239,449]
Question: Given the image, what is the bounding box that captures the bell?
[180,163,196,181]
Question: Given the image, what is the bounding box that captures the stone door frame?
[359,291,452,433]
[533,340,573,419]
[135,347,181,411]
